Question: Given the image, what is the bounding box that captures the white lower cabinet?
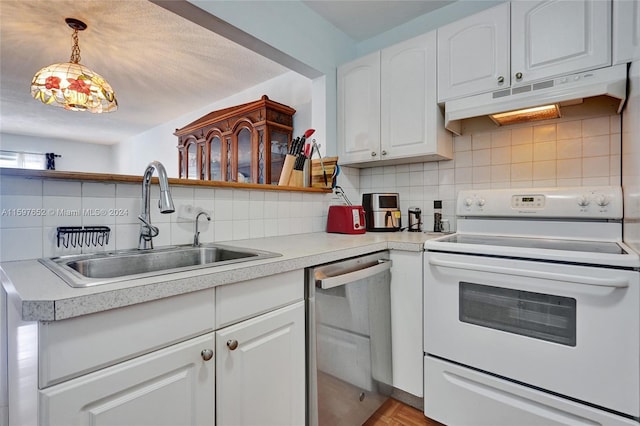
[389,251,423,398]
[39,333,215,426]
[215,301,306,426]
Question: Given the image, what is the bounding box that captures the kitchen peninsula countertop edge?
[1,232,442,321]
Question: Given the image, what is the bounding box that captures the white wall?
[0,134,115,173]
[114,71,313,177]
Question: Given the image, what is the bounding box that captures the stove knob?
[476,198,486,207]
[578,195,590,207]
[596,194,610,207]
[464,198,473,207]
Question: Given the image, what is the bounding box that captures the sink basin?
[39,244,281,288]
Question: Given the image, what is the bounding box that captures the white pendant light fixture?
[30,18,117,113]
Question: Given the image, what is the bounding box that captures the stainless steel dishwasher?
[307,251,393,426]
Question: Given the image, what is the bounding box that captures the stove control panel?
[456,186,622,218]
[511,194,545,209]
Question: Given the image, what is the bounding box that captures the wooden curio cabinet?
[175,95,296,184]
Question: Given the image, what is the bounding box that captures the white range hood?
[444,64,628,135]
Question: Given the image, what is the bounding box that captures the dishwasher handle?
[316,259,392,290]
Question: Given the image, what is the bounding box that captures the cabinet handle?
[201,349,214,361]
[371,152,377,157]
[515,72,523,80]
[381,150,387,156]
[227,339,239,350]
[497,76,504,84]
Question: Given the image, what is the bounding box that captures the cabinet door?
[40,333,215,426]
[337,51,381,164]
[613,0,640,64]
[216,301,305,426]
[390,251,423,398]
[511,0,611,84]
[381,31,439,160]
[437,2,510,102]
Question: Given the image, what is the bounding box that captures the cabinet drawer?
[215,270,303,328]
[39,288,215,388]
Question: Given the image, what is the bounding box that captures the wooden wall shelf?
[0,168,332,193]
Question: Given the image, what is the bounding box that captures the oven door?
[424,251,639,418]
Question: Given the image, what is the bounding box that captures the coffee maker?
[408,207,422,232]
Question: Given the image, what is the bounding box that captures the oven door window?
[459,282,577,346]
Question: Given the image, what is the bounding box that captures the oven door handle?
[428,258,630,288]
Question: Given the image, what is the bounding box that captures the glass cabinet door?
[270,130,290,184]
[187,142,197,179]
[209,136,222,181]
[237,127,252,183]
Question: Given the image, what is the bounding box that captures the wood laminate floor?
[364,398,445,426]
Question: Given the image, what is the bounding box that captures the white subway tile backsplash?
[582,116,610,137]
[533,124,556,142]
[0,227,43,261]
[512,143,533,163]
[533,160,556,181]
[43,180,81,197]
[582,156,610,177]
[557,120,582,140]
[511,162,533,181]
[533,141,556,161]
[557,159,582,179]
[472,149,491,166]
[42,196,83,227]
[556,138,582,159]
[472,133,491,150]
[0,195,43,228]
[491,146,511,165]
[82,182,115,197]
[511,127,533,145]
[0,176,42,196]
[491,130,511,147]
[582,135,610,157]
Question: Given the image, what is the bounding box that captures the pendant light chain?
[69,29,81,64]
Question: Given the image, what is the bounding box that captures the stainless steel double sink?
[39,244,281,288]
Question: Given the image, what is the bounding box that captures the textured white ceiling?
[303,0,455,41]
[0,0,290,144]
[0,0,457,146]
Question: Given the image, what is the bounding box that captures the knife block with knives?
[278,128,315,187]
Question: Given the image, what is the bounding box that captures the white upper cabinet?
[511,0,611,84]
[613,0,640,64]
[437,2,510,102]
[337,51,381,164]
[338,32,452,166]
[438,0,612,103]
[381,31,451,162]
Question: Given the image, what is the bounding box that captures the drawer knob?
[227,339,239,350]
[201,349,214,361]
[515,72,523,80]
[497,75,504,84]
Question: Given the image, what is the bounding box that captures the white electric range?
[423,186,640,426]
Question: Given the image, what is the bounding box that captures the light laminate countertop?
[1,231,443,322]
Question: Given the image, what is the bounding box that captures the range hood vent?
[444,64,628,135]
